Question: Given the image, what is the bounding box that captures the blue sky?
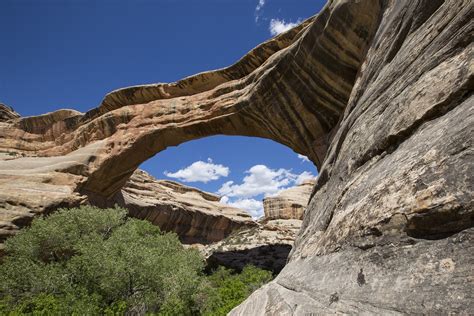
[1,0,324,217]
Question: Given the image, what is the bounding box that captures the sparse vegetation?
[0,206,272,315]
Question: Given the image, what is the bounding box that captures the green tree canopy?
[0,205,273,315]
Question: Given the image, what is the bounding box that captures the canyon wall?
[112,169,256,244]
[232,0,473,314]
[0,0,472,313]
[263,180,315,220]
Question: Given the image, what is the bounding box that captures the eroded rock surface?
[0,103,19,122]
[0,0,472,313]
[112,170,255,244]
[263,180,315,220]
[202,219,302,274]
[232,0,473,314]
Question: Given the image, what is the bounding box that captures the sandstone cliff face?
[0,0,472,313]
[231,0,473,314]
[113,170,255,244]
[263,180,315,220]
[202,180,313,273]
[0,166,254,253]
[0,0,379,246]
[0,103,19,122]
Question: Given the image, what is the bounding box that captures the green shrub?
[0,206,203,315]
[0,205,273,315]
[196,266,272,315]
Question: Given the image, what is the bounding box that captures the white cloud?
[256,0,265,11]
[222,197,264,219]
[297,154,310,163]
[295,171,315,184]
[255,0,266,22]
[217,164,294,198]
[217,164,315,218]
[164,158,229,183]
[269,18,301,36]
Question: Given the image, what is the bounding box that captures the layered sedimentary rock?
[232,0,474,314]
[0,103,19,122]
[0,0,379,244]
[263,179,315,220]
[0,0,472,313]
[204,182,311,273]
[203,219,302,273]
[113,169,255,243]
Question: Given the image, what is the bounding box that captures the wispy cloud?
[269,18,301,36]
[297,154,310,163]
[164,158,229,183]
[255,0,266,22]
[295,171,315,185]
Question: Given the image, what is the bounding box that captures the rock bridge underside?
[0,0,473,314]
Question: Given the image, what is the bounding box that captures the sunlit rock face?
[263,180,315,220]
[111,170,256,244]
[202,180,313,273]
[0,0,377,247]
[0,0,473,313]
[0,103,19,122]
[231,0,473,315]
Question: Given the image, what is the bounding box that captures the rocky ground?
[202,219,301,274]
[200,182,314,273]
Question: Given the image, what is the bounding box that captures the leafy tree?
[0,206,203,315]
[0,205,273,315]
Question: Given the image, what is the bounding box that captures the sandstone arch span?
[0,0,381,199]
[1,0,473,313]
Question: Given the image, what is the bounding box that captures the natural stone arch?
[0,0,381,200]
[1,0,473,313]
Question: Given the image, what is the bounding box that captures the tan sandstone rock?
[113,169,256,244]
[263,179,315,220]
[0,0,472,313]
[202,219,302,273]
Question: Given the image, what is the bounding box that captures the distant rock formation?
[201,179,314,273]
[202,219,302,274]
[0,0,473,313]
[113,170,256,244]
[0,103,19,122]
[263,179,315,220]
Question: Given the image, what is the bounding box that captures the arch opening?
[111,135,318,274]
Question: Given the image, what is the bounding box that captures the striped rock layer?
[232,0,473,314]
[263,180,315,220]
[111,169,256,244]
[0,0,473,314]
[0,0,378,246]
